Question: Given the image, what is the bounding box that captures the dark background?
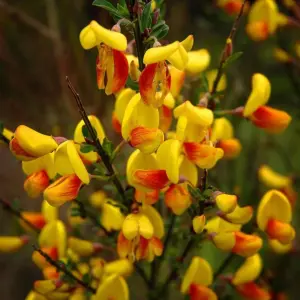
[0,0,300,299]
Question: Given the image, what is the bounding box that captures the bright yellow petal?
[156,139,181,184]
[101,201,125,231]
[121,93,159,140]
[122,214,139,240]
[243,73,271,117]
[179,156,198,186]
[143,41,179,64]
[104,259,133,277]
[181,256,213,294]
[115,89,136,123]
[54,141,90,184]
[192,215,206,234]
[167,44,189,70]
[95,274,129,300]
[174,101,214,127]
[222,205,253,225]
[181,35,194,52]
[211,117,234,141]
[141,205,164,238]
[89,21,127,51]
[41,200,58,222]
[257,190,292,231]
[207,69,227,93]
[258,165,291,188]
[138,214,154,239]
[268,239,293,254]
[232,254,262,285]
[185,49,210,74]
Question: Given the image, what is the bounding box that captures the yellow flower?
[24,170,50,199]
[181,257,217,300]
[54,140,90,184]
[232,254,262,285]
[268,239,293,254]
[169,66,185,98]
[126,150,169,191]
[185,49,211,74]
[246,0,279,41]
[80,21,128,95]
[257,190,295,244]
[192,215,206,234]
[258,165,291,188]
[0,236,29,253]
[80,20,127,51]
[25,291,47,300]
[122,93,163,153]
[243,73,271,117]
[95,274,129,300]
[101,199,125,232]
[41,200,58,222]
[10,125,57,161]
[205,216,241,234]
[38,220,66,258]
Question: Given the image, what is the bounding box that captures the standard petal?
[143,42,179,64]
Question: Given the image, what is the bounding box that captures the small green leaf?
[93,163,107,176]
[151,20,169,39]
[117,3,129,17]
[222,51,243,69]
[92,0,123,18]
[81,125,89,138]
[126,77,139,91]
[82,273,92,284]
[80,144,95,153]
[102,137,114,158]
[140,2,152,32]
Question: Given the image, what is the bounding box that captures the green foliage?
[126,76,139,91]
[92,0,127,19]
[140,2,152,32]
[151,20,169,39]
[222,51,243,69]
[102,137,114,159]
[80,144,95,153]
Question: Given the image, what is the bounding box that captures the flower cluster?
[0,1,298,300]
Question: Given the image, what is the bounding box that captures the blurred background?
[0,0,300,299]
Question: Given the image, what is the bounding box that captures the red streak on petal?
[139,63,157,105]
[236,282,271,300]
[112,49,129,94]
[134,169,169,190]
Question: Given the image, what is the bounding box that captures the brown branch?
[0,0,57,39]
[32,245,96,294]
[66,77,126,203]
[210,0,248,97]
[0,198,40,233]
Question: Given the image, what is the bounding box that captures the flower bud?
[214,193,237,214]
[274,48,291,63]
[0,235,29,252]
[129,60,141,81]
[165,184,191,215]
[236,282,270,300]
[192,215,206,234]
[24,170,50,198]
[217,138,242,158]
[68,237,103,257]
[258,165,291,189]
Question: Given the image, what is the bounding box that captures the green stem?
[32,245,96,294]
[134,19,145,71]
[213,253,235,281]
[66,77,126,203]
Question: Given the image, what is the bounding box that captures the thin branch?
[134,263,150,287]
[213,253,235,281]
[66,77,126,203]
[0,133,10,145]
[32,245,96,294]
[0,0,57,39]
[0,198,40,233]
[210,0,248,97]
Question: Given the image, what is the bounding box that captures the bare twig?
[66,77,126,202]
[0,1,57,39]
[0,198,40,233]
[210,0,248,97]
[32,245,96,294]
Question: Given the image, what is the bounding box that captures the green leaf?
[117,3,129,17]
[222,51,243,69]
[93,163,107,176]
[126,77,139,91]
[80,144,95,153]
[151,20,169,39]
[82,273,92,284]
[140,2,152,32]
[92,0,123,18]
[81,125,89,138]
[102,137,114,158]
